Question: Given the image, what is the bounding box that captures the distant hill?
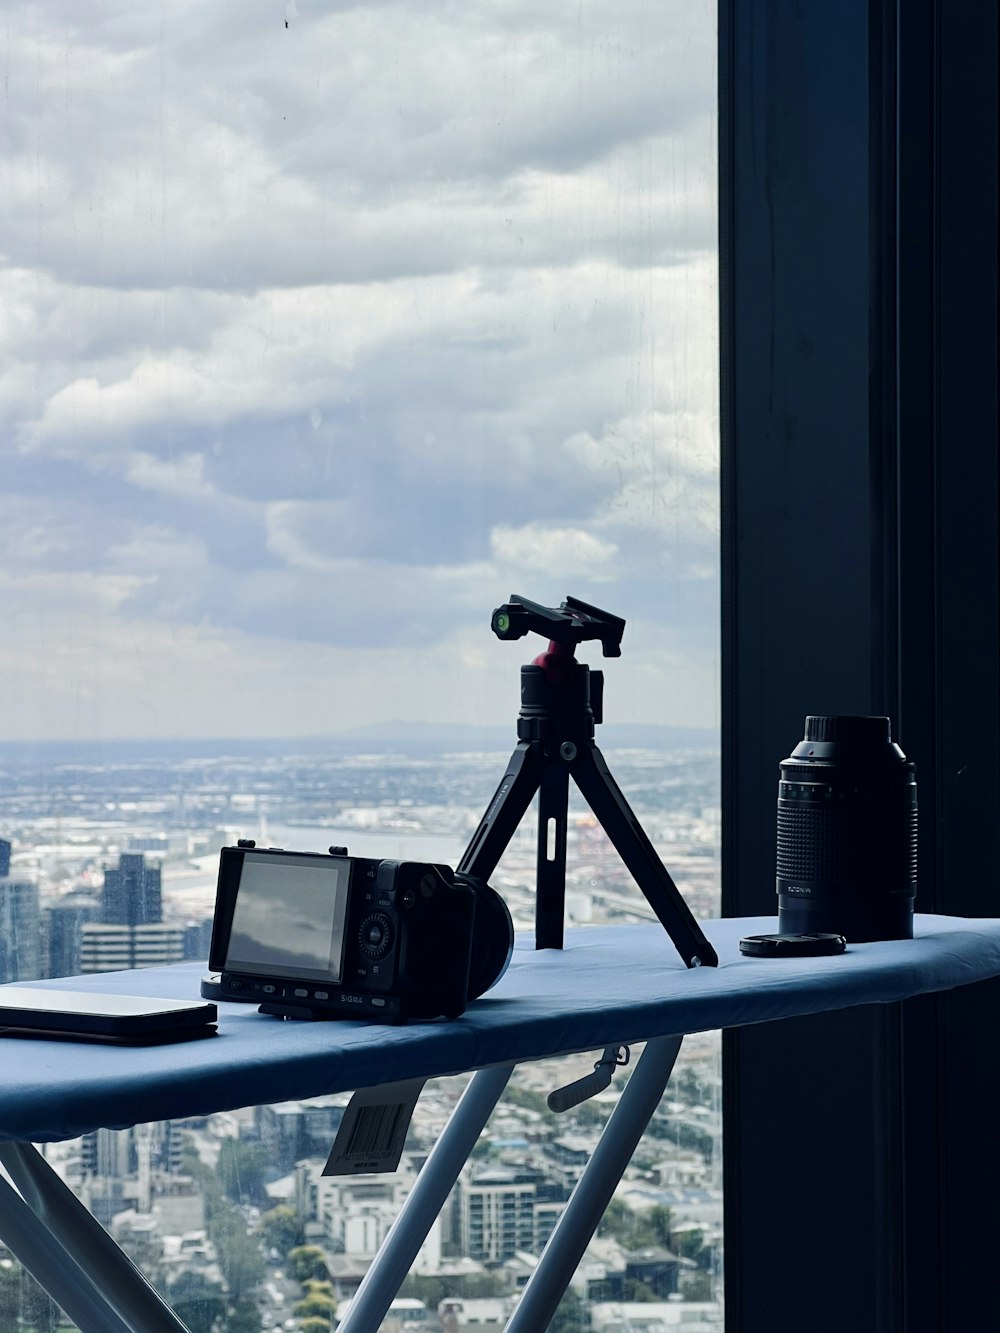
[0,721,717,767]
[343,719,718,753]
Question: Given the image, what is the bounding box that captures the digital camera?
[206,841,514,1022]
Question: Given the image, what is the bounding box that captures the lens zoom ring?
[777,804,917,882]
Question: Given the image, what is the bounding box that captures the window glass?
[1,3,719,1328]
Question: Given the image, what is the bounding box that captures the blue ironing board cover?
[3,914,1000,1142]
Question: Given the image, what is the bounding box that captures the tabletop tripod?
[458,595,718,968]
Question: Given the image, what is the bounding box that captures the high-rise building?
[46,893,102,979]
[182,918,214,962]
[79,922,185,974]
[82,852,172,972]
[458,1169,537,1263]
[0,838,43,984]
[81,1126,134,1179]
[102,852,162,926]
[130,923,186,969]
[256,1095,350,1171]
[81,1122,183,1179]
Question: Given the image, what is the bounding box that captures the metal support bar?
[0,1142,191,1333]
[337,1062,516,1333]
[505,1034,684,1332]
[0,1166,138,1333]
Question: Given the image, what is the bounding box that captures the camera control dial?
[358,912,394,960]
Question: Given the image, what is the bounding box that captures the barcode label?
[323,1078,426,1175]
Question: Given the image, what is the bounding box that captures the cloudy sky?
[0,1,718,743]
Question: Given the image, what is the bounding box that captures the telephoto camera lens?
[776,716,917,942]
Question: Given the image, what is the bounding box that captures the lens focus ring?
[777,801,917,882]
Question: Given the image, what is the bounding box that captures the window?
[1,3,720,1329]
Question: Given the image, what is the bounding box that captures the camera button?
[358,912,394,959]
[314,990,329,1000]
[293,988,308,998]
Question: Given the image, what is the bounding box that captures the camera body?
[208,843,484,1022]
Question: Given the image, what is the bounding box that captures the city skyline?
[0,742,723,1327]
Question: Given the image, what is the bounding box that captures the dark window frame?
[719,2,998,1329]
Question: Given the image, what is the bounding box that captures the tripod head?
[491,594,625,658]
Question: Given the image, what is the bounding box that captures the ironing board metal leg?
[0,1142,191,1333]
[504,1034,684,1332]
[337,1061,516,1333]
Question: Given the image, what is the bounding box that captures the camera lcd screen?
[225,852,351,982]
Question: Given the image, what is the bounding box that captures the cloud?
[490,523,619,581]
[125,451,215,500]
[1,2,716,291]
[0,574,716,741]
[1,0,720,735]
[565,409,719,555]
[0,566,152,618]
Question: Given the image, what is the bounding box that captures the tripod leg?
[458,741,545,882]
[536,762,569,948]
[571,744,719,967]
